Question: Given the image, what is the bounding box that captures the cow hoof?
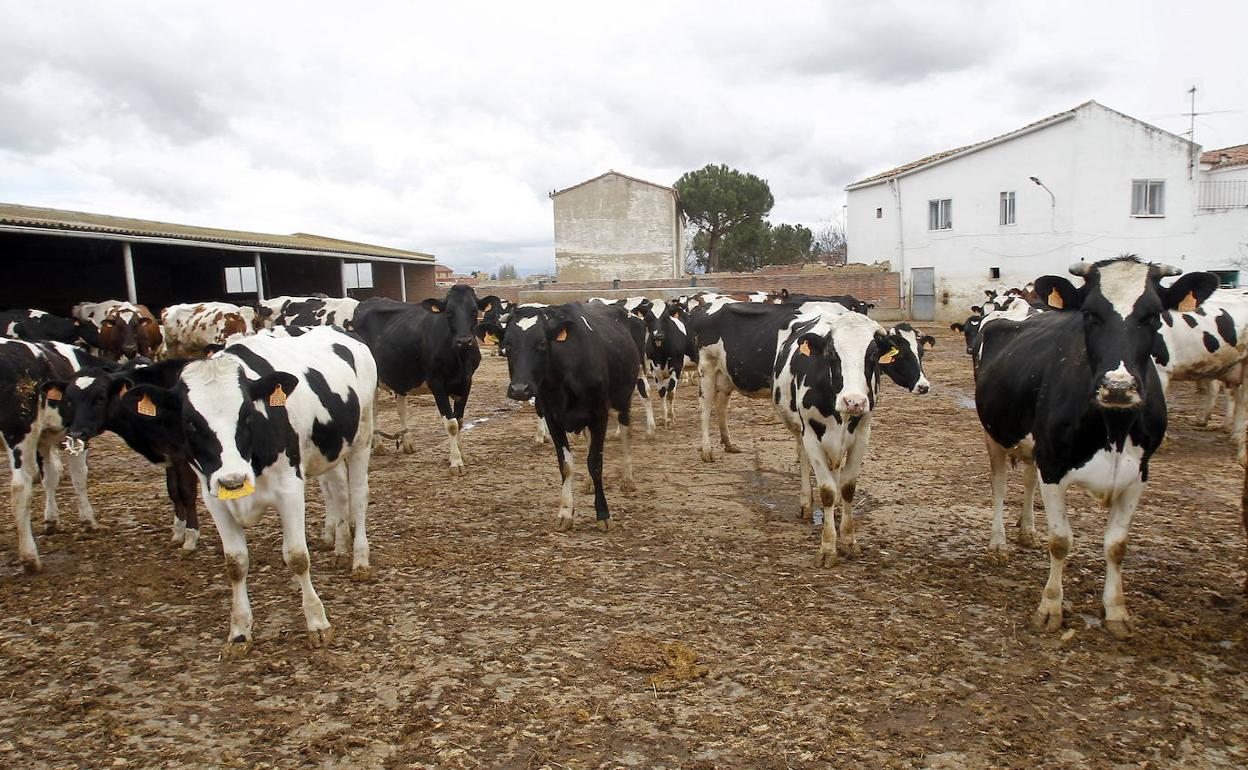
[306,626,335,649]
[1017,529,1040,548]
[401,442,417,455]
[700,448,714,463]
[44,521,60,535]
[554,515,574,532]
[221,637,253,659]
[817,549,838,568]
[448,464,465,476]
[79,520,101,535]
[837,542,861,558]
[1104,618,1134,639]
[534,437,548,446]
[1031,607,1063,633]
[334,553,354,571]
[596,519,615,533]
[987,544,1011,564]
[21,558,43,575]
[351,566,373,582]
[723,442,742,454]
[619,478,637,494]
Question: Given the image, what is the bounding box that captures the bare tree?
[813,213,848,266]
[497,263,518,281]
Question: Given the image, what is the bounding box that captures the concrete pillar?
[122,242,137,303]
[400,264,407,302]
[254,253,265,300]
[340,258,349,298]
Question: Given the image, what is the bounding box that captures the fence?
[1198,180,1248,209]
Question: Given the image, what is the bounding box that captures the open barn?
[0,326,1245,768]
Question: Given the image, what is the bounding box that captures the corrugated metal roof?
[0,203,434,262]
[1202,143,1248,170]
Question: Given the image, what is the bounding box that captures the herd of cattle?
[1,255,1244,654]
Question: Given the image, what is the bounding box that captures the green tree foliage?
[687,218,815,273]
[675,164,774,273]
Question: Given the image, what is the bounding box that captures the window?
[224,266,257,294]
[999,191,1016,225]
[1131,179,1165,216]
[928,198,952,230]
[1211,269,1240,288]
[343,262,374,290]
[875,207,883,219]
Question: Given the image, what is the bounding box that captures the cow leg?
[345,444,372,580]
[171,460,199,551]
[211,503,254,656]
[1242,462,1248,595]
[535,416,550,445]
[986,436,1011,559]
[587,413,613,531]
[804,437,841,568]
[9,441,41,573]
[1103,480,1144,639]
[698,354,716,462]
[1230,378,1248,464]
[64,447,96,532]
[1195,380,1220,427]
[1018,461,1040,547]
[318,465,352,569]
[836,421,873,558]
[432,388,465,475]
[617,410,636,494]
[634,377,655,437]
[1032,482,1072,633]
[396,394,418,454]
[797,439,813,521]
[277,493,333,649]
[452,394,469,460]
[1224,381,1239,433]
[547,414,576,531]
[714,386,740,454]
[39,444,63,534]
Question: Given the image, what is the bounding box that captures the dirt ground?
[2,328,1247,769]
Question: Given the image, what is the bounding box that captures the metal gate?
[911,267,935,321]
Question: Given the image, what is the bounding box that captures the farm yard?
[1,328,1246,769]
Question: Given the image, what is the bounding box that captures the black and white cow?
[2,340,102,571]
[0,309,88,346]
[1153,289,1248,440]
[772,308,899,565]
[481,302,639,531]
[952,292,1044,355]
[689,299,931,462]
[974,257,1218,638]
[258,296,359,329]
[47,359,203,550]
[778,289,875,315]
[352,286,499,473]
[641,300,697,427]
[119,326,377,654]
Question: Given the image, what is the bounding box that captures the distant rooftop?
[550,170,678,198]
[0,203,433,262]
[1202,143,1248,171]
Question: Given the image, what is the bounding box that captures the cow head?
[880,323,934,394]
[121,356,298,497]
[783,312,887,419]
[424,285,485,354]
[950,310,985,355]
[494,305,577,402]
[1035,257,1218,410]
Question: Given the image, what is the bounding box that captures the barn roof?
[550,170,678,198]
[845,100,1194,191]
[1202,143,1248,171]
[0,203,434,263]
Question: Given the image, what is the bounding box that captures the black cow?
[45,358,202,551]
[778,289,875,315]
[478,302,639,531]
[974,256,1218,638]
[352,286,500,473]
[689,300,930,462]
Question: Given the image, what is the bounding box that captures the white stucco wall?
[553,173,682,283]
[847,103,1237,320]
[1195,164,1248,275]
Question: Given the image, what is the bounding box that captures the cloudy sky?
[2,1,1246,275]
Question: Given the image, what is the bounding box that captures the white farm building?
[845,101,1248,321]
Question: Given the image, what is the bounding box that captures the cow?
[257,296,359,329]
[641,300,697,427]
[974,256,1218,638]
[0,309,88,346]
[119,326,377,654]
[73,300,163,361]
[952,291,1046,356]
[777,289,875,315]
[161,302,256,358]
[351,286,500,473]
[47,358,204,551]
[481,302,639,532]
[689,300,931,462]
[2,339,103,571]
[478,297,512,356]
[772,308,899,565]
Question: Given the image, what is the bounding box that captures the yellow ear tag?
[1178,291,1198,312]
[484,332,499,345]
[430,305,441,313]
[137,393,157,416]
[217,479,255,500]
[269,384,287,407]
[555,328,569,342]
[798,340,812,356]
[1047,287,1064,309]
[879,347,899,365]
[46,387,63,402]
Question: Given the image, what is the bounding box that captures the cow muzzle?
[912,378,930,395]
[837,393,870,417]
[507,383,534,401]
[455,336,477,352]
[1096,367,1141,409]
[217,473,249,491]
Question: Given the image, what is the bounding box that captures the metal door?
[911,267,935,321]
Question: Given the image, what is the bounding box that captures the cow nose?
[455,336,476,351]
[838,394,869,416]
[507,383,533,401]
[914,381,930,395]
[68,429,88,440]
[218,473,247,491]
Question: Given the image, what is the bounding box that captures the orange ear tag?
[555,328,568,341]
[45,387,63,402]
[1047,288,1064,309]
[218,479,255,500]
[137,393,157,416]
[269,384,287,407]
[1177,292,1198,312]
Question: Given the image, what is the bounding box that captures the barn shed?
[0,203,436,316]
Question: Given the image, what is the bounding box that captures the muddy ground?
[1,328,1246,769]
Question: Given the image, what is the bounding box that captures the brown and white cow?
[73,301,163,361]
[161,302,256,358]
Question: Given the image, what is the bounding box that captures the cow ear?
[1163,272,1219,312]
[109,378,135,398]
[121,385,179,420]
[950,322,965,332]
[780,288,790,300]
[250,372,299,407]
[40,380,70,403]
[970,305,983,315]
[477,295,501,313]
[920,335,936,349]
[202,343,226,356]
[422,299,446,314]
[1033,276,1080,310]
[794,332,826,358]
[547,320,573,342]
[474,320,504,345]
